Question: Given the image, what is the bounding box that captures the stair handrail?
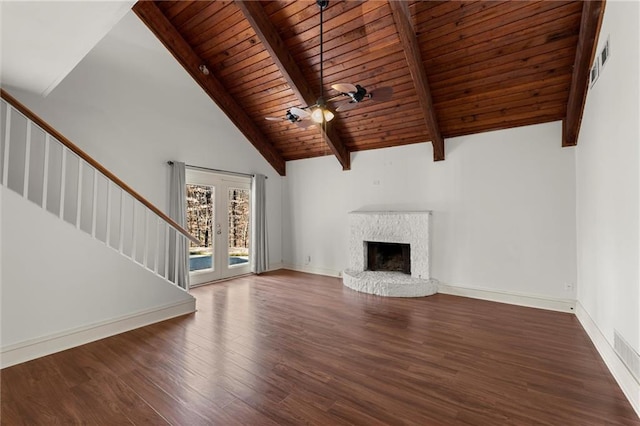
[0,89,200,245]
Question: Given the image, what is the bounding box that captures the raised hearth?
[343,270,436,297]
[343,211,438,297]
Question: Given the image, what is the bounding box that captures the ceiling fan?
[265,0,393,127]
[330,83,394,112]
[265,107,315,128]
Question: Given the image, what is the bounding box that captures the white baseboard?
[1,298,196,369]
[283,264,342,278]
[280,270,575,312]
[267,262,284,272]
[575,302,640,417]
[437,283,576,313]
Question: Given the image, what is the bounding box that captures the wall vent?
[614,330,640,384]
[590,35,610,89]
[600,36,610,69]
[589,60,599,88]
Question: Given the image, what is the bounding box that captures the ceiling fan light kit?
[311,108,332,123]
[265,0,393,128]
[311,99,334,123]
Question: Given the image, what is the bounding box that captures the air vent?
[614,330,640,384]
[589,60,600,88]
[600,36,610,69]
[590,35,610,89]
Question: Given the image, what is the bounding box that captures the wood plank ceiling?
[133,1,605,176]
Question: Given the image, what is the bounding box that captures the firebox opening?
[366,242,411,275]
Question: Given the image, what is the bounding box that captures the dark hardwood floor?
[2,270,638,425]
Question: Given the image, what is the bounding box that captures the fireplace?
[366,242,410,274]
[343,211,437,297]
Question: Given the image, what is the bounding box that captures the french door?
[186,169,251,285]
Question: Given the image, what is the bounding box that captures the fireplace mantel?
[343,210,438,297]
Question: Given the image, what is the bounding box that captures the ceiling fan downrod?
[311,0,334,123]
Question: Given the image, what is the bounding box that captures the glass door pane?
[186,169,251,285]
[228,188,250,267]
[186,184,214,272]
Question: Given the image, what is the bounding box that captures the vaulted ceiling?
[133,0,605,176]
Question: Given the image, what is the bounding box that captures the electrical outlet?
[304,255,311,265]
[564,282,574,291]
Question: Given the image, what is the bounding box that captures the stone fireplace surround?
[342,211,438,297]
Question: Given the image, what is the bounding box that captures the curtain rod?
[167,161,267,179]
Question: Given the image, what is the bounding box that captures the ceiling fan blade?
[369,86,394,102]
[290,106,310,118]
[295,120,316,129]
[332,83,358,94]
[265,116,284,121]
[335,100,359,112]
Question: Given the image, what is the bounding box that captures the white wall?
[576,0,639,352]
[1,186,194,358]
[5,11,283,268]
[283,122,577,300]
[0,1,134,96]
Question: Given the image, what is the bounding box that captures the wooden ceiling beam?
[389,0,445,161]
[563,0,606,147]
[132,1,286,176]
[235,0,351,170]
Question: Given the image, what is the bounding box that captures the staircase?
[1,90,197,368]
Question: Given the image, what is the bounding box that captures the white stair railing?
[0,91,199,288]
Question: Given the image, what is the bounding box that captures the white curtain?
[251,174,269,274]
[168,161,190,289]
